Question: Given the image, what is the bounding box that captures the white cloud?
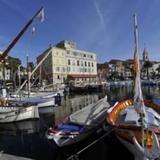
[93,0,106,33]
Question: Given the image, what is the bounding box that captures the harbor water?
[0,85,159,160]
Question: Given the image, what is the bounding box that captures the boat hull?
[0,106,39,123]
[118,136,142,160]
[107,99,160,160]
[47,127,95,147]
[47,96,109,147]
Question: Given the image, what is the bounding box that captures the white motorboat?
[7,95,58,114]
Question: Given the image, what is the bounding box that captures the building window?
[73,52,77,56]
[88,62,90,67]
[62,67,65,72]
[67,51,70,54]
[92,62,94,67]
[67,67,70,72]
[56,67,60,72]
[68,59,71,65]
[81,61,83,66]
[77,60,79,66]
[57,75,60,79]
[85,61,87,67]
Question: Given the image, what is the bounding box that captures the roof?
[109,59,124,64]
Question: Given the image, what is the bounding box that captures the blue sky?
[0,0,160,65]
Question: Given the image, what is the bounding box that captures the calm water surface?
[0,86,159,160]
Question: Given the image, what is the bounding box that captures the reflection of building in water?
[53,94,99,124]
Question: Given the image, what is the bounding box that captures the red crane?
[0,7,44,62]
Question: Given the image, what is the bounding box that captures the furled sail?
[133,14,146,116]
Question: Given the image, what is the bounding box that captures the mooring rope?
[66,126,115,160]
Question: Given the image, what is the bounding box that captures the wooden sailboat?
[106,14,160,160]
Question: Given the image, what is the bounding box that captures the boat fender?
[152,132,160,150]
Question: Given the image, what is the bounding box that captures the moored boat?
[0,105,39,123]
[46,96,110,147]
[7,95,59,114]
[107,99,160,160]
[106,14,160,160]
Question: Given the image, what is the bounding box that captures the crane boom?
[0,7,44,62]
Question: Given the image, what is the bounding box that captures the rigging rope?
[66,126,115,160]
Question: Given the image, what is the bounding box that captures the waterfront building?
[148,62,160,77]
[37,46,66,85]
[97,63,109,83]
[37,40,97,85]
[123,59,133,79]
[108,59,125,78]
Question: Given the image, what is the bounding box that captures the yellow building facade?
[37,40,97,85]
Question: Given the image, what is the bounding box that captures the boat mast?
[133,14,146,149]
[16,47,52,94]
[18,65,21,88]
[26,54,31,97]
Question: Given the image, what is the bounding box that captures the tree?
[156,65,160,76]
[6,56,21,88]
[6,56,21,71]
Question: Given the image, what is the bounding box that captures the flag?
[32,8,44,35]
[32,26,36,35]
[36,8,44,22]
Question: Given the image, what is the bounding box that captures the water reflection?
[0,86,159,160]
[0,120,39,136]
[107,85,160,103]
[53,94,100,124]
